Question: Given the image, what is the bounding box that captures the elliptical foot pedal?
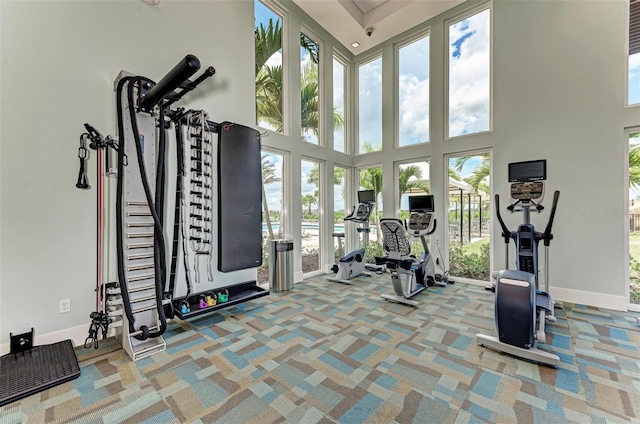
[0,338,81,406]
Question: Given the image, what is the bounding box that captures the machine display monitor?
[358,189,376,204]
[409,195,434,212]
[508,160,546,182]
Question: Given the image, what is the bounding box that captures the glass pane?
[399,160,430,218]
[398,160,431,258]
[448,8,491,137]
[447,153,491,281]
[301,33,320,144]
[255,1,284,134]
[630,53,640,105]
[358,57,383,153]
[399,36,430,146]
[333,58,346,152]
[629,131,640,305]
[259,151,284,284]
[358,166,383,261]
[301,159,322,274]
[333,166,347,262]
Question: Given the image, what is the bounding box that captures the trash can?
[269,239,294,292]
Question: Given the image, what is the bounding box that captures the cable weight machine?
[78,55,268,359]
[78,55,217,360]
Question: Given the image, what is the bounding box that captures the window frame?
[355,52,384,155]
[254,0,289,136]
[332,52,350,154]
[444,2,493,140]
[395,30,432,149]
[300,25,324,146]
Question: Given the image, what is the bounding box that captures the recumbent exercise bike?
[376,195,446,306]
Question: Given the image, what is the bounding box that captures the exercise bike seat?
[383,258,415,271]
[340,247,365,263]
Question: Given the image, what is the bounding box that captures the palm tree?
[307,163,345,186]
[301,194,316,215]
[630,132,640,188]
[452,154,490,194]
[255,19,344,136]
[398,165,430,208]
[358,142,384,245]
[261,154,281,239]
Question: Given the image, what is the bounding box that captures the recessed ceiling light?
[351,42,360,48]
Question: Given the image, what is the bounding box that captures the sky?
[399,35,430,146]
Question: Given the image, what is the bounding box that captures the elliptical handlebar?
[494,194,512,243]
[542,190,560,246]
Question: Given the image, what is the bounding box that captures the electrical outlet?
[60,299,71,314]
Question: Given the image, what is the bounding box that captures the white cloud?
[399,75,429,145]
[358,58,383,152]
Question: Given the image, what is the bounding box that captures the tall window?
[629,1,640,105]
[255,1,284,134]
[301,32,320,144]
[333,57,347,153]
[358,56,383,153]
[447,7,491,138]
[333,166,347,261]
[358,166,383,259]
[628,130,640,307]
[259,151,285,284]
[398,35,430,147]
[301,159,323,274]
[446,153,491,282]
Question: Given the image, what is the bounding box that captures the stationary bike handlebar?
[542,190,560,246]
[494,194,512,244]
[427,218,437,235]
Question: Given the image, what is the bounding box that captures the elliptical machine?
[476,159,561,367]
[327,190,376,284]
[377,195,444,306]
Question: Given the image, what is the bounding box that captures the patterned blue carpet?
[1,273,640,423]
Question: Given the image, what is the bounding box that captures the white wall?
[0,0,255,345]
[353,0,640,310]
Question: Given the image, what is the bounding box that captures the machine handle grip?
[495,194,512,243]
[141,54,201,110]
[427,218,437,235]
[542,190,560,246]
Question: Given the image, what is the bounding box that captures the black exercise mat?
[0,339,80,407]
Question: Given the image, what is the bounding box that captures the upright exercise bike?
[476,159,561,367]
[377,195,444,306]
[327,190,377,284]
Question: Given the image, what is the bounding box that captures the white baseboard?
[0,323,90,356]
[294,271,304,284]
[549,287,628,311]
[452,277,629,311]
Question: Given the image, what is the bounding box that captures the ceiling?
[292,0,467,55]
